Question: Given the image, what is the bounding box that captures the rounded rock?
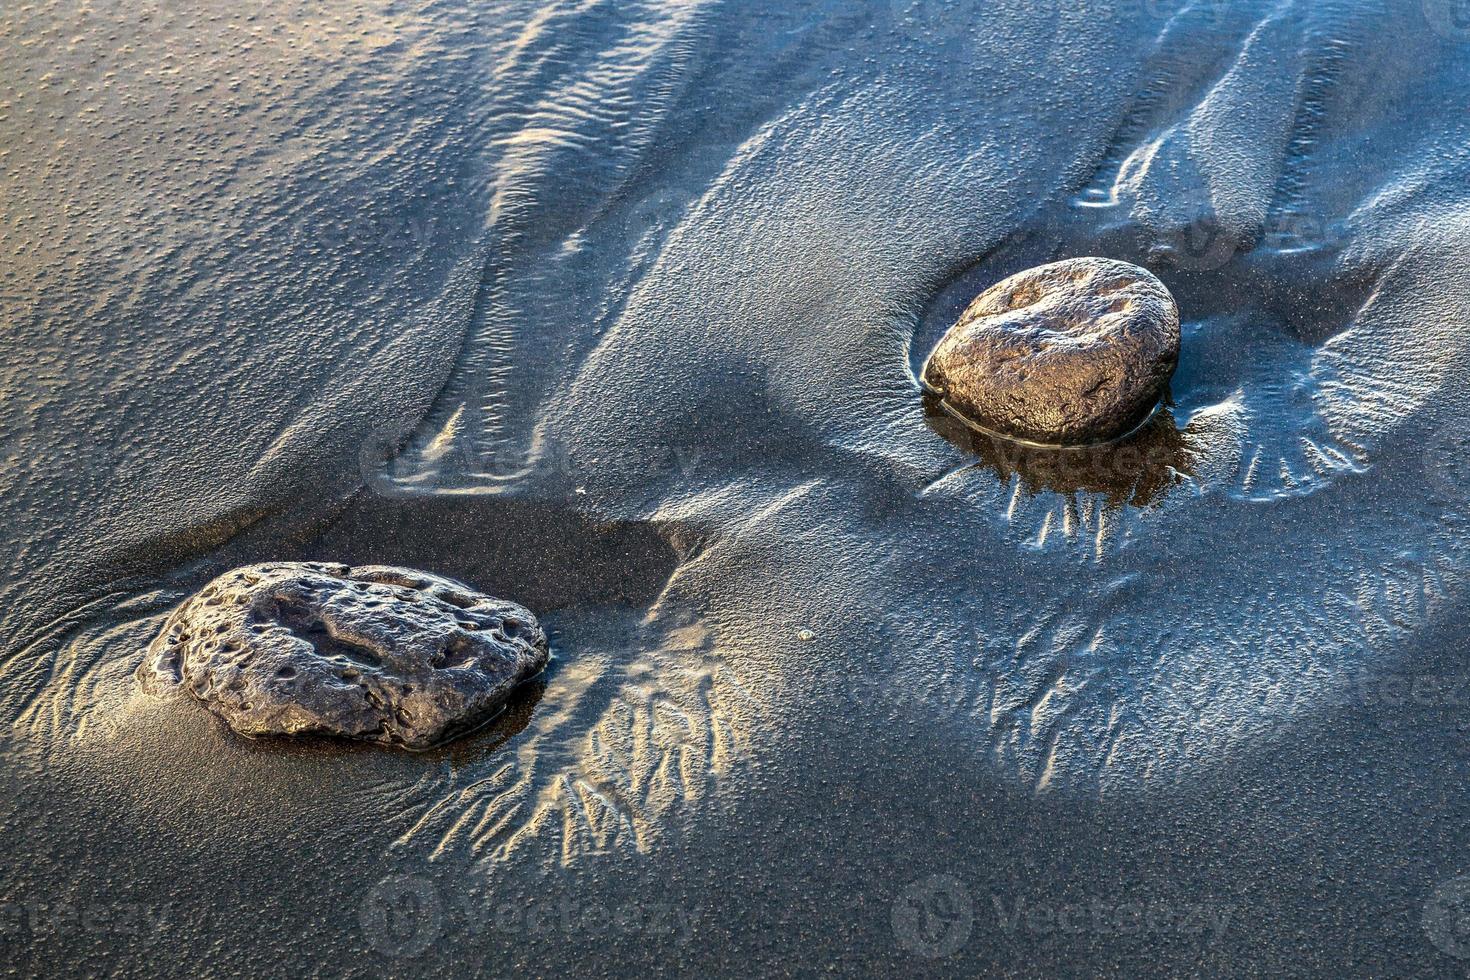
[137,562,549,750]
[921,257,1180,446]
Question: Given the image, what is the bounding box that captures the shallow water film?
[6,0,1470,975]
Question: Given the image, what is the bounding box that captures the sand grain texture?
[5,1,1470,975]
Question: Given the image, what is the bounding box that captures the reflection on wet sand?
[924,395,1196,509]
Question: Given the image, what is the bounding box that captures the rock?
[137,562,549,750]
[921,257,1180,446]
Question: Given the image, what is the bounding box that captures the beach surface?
[4,0,1470,974]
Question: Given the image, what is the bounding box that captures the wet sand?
[5,0,1470,974]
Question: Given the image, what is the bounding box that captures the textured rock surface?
[137,562,549,750]
[922,257,1180,446]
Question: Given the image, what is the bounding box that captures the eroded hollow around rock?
[136,562,550,750]
[921,257,1181,447]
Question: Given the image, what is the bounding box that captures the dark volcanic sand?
[5,1,1470,976]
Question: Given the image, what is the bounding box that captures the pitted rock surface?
[922,257,1180,446]
[137,562,549,749]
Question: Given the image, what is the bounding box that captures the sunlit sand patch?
[918,396,1249,560]
[3,592,173,748]
[853,493,1470,799]
[383,0,724,492]
[391,614,755,866]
